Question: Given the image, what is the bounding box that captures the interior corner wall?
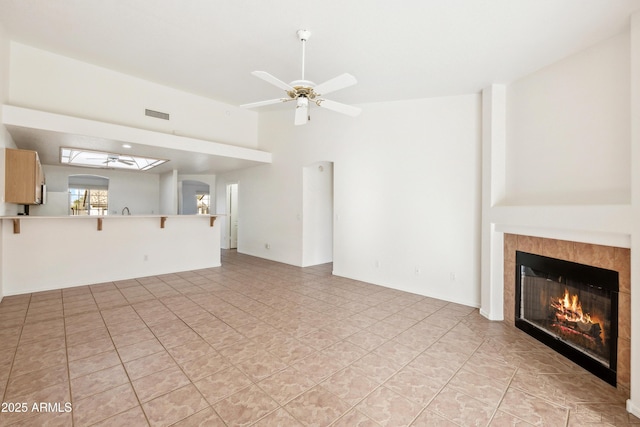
[220,94,482,307]
[505,31,631,205]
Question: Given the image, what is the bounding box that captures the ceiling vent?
[145,109,170,120]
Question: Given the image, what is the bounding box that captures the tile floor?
[0,250,637,426]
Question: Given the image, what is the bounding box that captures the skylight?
[60,147,168,171]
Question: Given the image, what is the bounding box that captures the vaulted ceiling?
[1,0,638,107]
[0,1,638,174]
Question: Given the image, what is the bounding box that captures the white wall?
[28,165,160,216]
[506,32,631,205]
[8,42,258,149]
[1,215,221,295]
[219,94,482,306]
[0,24,17,218]
[0,27,7,304]
[159,170,178,215]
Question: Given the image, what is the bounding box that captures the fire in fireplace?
[515,251,619,386]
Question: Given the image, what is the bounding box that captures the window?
[197,194,210,215]
[61,147,167,171]
[69,188,109,215]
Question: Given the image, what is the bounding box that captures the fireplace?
[515,251,619,386]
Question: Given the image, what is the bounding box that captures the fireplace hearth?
[515,251,619,386]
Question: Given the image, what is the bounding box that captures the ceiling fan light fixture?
[240,29,361,125]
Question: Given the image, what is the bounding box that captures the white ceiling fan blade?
[240,98,287,109]
[313,73,357,96]
[316,99,361,117]
[295,97,309,125]
[252,71,295,92]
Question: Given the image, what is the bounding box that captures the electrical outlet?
[450,272,456,281]
[265,243,271,249]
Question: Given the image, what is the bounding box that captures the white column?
[628,11,640,418]
[480,84,506,320]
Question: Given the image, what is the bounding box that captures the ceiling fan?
[105,155,135,166]
[87,154,135,166]
[240,29,361,125]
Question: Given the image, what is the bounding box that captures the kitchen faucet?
[122,207,130,215]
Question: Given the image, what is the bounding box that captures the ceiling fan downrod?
[297,29,311,82]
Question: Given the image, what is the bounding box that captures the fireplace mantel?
[492,204,632,249]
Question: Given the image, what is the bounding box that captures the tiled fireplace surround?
[503,234,632,393]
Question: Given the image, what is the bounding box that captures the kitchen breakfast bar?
[0,215,221,296]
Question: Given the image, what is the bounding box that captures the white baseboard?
[627,399,640,418]
[479,308,504,321]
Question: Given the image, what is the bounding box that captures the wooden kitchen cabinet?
[5,148,45,204]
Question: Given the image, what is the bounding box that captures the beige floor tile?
[11,347,67,377]
[427,387,498,427]
[284,385,351,427]
[384,366,444,406]
[124,350,177,380]
[213,384,279,426]
[0,250,632,427]
[321,366,379,406]
[72,383,139,427]
[111,326,156,348]
[498,388,569,426]
[171,407,226,426]
[489,410,536,426]
[167,337,216,365]
[253,408,303,426]
[331,409,379,427]
[194,366,253,404]
[67,337,114,362]
[117,338,165,362]
[65,324,111,348]
[70,364,129,401]
[0,381,70,426]
[356,386,422,427]
[446,369,509,407]
[411,409,461,426]
[68,350,121,379]
[257,366,316,405]
[5,363,68,400]
[235,352,288,382]
[142,383,209,426]
[132,365,192,402]
[179,350,230,381]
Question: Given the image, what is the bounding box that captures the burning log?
[550,288,603,346]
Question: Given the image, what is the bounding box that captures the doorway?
[227,183,239,249]
[180,180,210,215]
[68,175,109,216]
[302,161,333,266]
